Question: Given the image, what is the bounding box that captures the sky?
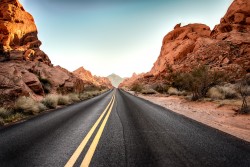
[19,0,233,78]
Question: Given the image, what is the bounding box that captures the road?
[0,89,250,167]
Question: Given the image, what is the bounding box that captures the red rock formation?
[150,23,211,75]
[73,67,112,89]
[94,76,113,89]
[0,0,85,105]
[120,0,250,89]
[0,0,51,65]
[119,73,145,88]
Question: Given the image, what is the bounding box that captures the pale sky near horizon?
[19,0,233,78]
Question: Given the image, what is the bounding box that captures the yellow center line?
[64,94,114,167]
[80,95,116,167]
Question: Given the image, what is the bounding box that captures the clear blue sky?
[20,0,232,77]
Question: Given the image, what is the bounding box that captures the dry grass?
[167,87,187,96]
[141,88,157,95]
[4,112,25,123]
[15,96,42,114]
[68,93,80,102]
[42,94,58,109]
[0,107,12,119]
[208,84,238,100]
[207,87,224,100]
[58,95,71,105]
[0,90,108,126]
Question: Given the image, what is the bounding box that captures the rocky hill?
[0,0,90,105]
[119,73,144,88]
[119,0,250,89]
[107,73,124,87]
[73,67,113,90]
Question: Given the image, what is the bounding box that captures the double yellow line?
[65,93,116,167]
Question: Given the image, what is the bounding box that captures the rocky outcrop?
[150,23,211,75]
[94,76,113,89]
[0,0,51,65]
[73,67,113,89]
[120,0,250,89]
[119,73,144,88]
[0,61,84,105]
[0,0,85,105]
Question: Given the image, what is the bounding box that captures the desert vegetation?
[128,65,249,115]
[0,89,109,126]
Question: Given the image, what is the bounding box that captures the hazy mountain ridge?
[107,73,124,87]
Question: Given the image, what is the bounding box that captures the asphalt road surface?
[0,89,250,167]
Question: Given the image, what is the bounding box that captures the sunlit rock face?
[120,0,250,89]
[150,23,211,75]
[0,0,51,65]
[0,0,85,105]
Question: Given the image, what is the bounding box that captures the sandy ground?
[128,91,250,142]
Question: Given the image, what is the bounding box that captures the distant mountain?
[107,74,124,87]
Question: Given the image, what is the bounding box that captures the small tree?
[237,75,250,114]
[170,65,226,100]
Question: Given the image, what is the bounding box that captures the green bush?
[170,65,226,100]
[42,95,58,109]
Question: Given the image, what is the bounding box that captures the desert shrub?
[42,94,58,109]
[217,84,238,99]
[39,77,51,94]
[38,103,47,112]
[68,93,80,102]
[4,112,24,123]
[15,96,40,114]
[207,87,224,99]
[153,84,168,93]
[79,93,90,101]
[237,75,250,114]
[170,65,226,100]
[0,107,13,119]
[131,83,143,93]
[58,95,71,105]
[141,88,157,95]
[168,87,180,95]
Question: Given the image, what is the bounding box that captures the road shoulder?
[127,91,250,143]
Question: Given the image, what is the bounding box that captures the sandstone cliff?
[120,0,250,89]
[73,67,113,90]
[0,0,84,105]
[0,0,51,65]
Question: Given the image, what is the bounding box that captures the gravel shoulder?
[128,91,250,142]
